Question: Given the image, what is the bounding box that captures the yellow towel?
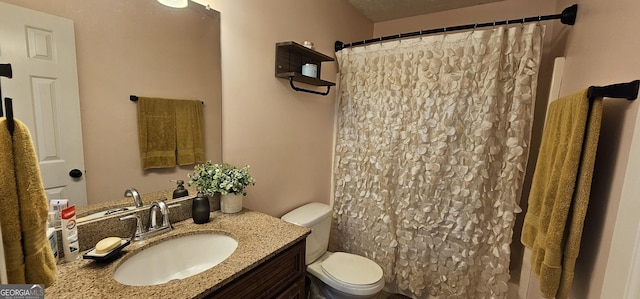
[137,97,177,169]
[521,89,602,299]
[175,100,205,165]
[0,118,57,286]
[0,118,26,284]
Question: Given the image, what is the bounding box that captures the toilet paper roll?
[302,63,318,78]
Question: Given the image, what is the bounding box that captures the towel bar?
[288,77,331,96]
[130,95,204,105]
[3,98,14,135]
[0,64,12,78]
[587,80,640,101]
[0,63,14,135]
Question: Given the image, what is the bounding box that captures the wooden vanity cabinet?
[206,239,307,299]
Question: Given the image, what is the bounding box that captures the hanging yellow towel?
[175,100,205,165]
[137,97,177,169]
[0,118,26,284]
[521,89,602,299]
[13,119,57,286]
[0,118,57,286]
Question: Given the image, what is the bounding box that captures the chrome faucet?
[124,188,143,208]
[148,200,171,231]
[120,199,180,241]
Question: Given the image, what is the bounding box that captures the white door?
[0,2,87,207]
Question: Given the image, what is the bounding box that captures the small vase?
[221,193,243,213]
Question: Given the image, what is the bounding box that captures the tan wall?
[1,0,223,205]
[199,0,373,216]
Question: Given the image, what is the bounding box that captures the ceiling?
[346,0,505,22]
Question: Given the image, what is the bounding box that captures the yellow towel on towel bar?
[137,97,177,169]
[137,97,205,169]
[0,118,57,286]
[175,100,204,165]
[521,89,603,299]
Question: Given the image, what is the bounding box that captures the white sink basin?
[113,233,237,286]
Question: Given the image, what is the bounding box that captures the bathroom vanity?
[45,210,310,298]
[209,239,306,298]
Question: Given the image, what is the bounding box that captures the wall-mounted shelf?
[275,41,335,96]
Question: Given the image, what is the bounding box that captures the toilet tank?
[281,202,332,265]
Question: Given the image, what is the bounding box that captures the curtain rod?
[335,4,578,52]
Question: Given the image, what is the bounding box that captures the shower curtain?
[331,24,544,298]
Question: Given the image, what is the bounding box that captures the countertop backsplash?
[55,188,221,256]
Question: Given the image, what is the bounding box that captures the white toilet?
[281,202,385,299]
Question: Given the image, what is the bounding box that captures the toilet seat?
[307,252,384,296]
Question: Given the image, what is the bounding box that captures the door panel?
[0,1,87,207]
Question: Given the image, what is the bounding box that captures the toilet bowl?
[281,202,384,298]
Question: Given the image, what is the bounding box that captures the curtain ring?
[521,17,526,28]
[537,16,542,26]
[472,23,477,33]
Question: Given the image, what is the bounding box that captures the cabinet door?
[206,239,306,298]
[275,278,306,299]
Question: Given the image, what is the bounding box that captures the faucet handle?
[120,214,143,241]
[164,203,181,228]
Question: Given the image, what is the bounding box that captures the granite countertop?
[45,209,310,298]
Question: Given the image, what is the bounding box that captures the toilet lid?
[321,252,383,285]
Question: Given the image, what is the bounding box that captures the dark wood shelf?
[276,41,334,62]
[275,41,335,94]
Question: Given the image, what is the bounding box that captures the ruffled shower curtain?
[331,24,543,298]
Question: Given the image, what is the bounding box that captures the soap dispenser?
[172,180,189,199]
[192,187,210,224]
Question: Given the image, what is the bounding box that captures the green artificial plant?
[188,161,256,196]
